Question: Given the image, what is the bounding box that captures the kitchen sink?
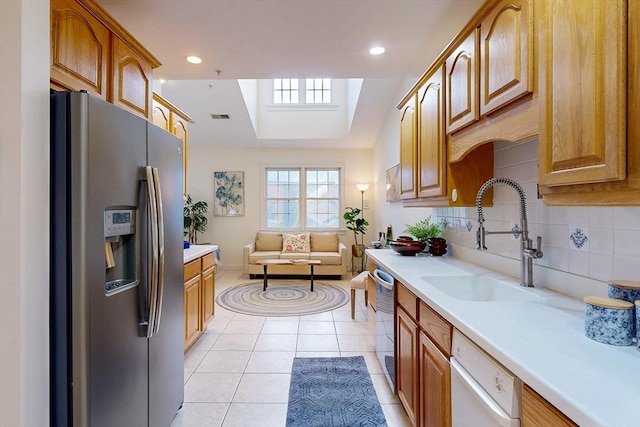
[422,275,543,302]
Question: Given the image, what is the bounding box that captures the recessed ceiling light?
[369,46,385,55]
[186,56,202,64]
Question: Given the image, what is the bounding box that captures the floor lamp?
[356,184,369,272]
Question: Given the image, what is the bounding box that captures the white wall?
[0,0,50,426]
[255,79,349,139]
[187,146,375,268]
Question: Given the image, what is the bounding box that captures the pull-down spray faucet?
[476,178,543,287]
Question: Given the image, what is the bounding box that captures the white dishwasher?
[451,329,522,427]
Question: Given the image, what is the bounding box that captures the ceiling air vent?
[211,114,230,120]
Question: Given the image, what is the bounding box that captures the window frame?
[270,78,334,107]
[261,164,344,232]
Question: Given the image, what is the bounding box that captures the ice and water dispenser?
[104,208,139,296]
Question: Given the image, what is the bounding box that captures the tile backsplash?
[434,139,640,292]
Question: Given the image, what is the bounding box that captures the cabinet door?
[446,29,479,133]
[111,37,153,119]
[397,307,419,426]
[480,0,533,115]
[50,0,110,98]
[152,99,170,131]
[417,67,446,199]
[538,0,627,187]
[400,96,418,200]
[201,266,215,327]
[419,332,451,427]
[184,275,201,351]
[522,384,577,427]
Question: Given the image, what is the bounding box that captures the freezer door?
[61,92,149,427]
[147,123,184,427]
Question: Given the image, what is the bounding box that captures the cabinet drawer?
[184,259,201,282]
[397,283,418,320]
[202,252,216,271]
[419,301,452,357]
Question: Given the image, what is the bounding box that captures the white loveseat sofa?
[243,231,348,278]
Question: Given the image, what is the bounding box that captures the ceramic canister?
[584,296,634,346]
[608,280,640,336]
[636,301,640,351]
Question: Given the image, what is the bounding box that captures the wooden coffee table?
[255,259,322,291]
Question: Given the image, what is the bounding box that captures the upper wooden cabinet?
[399,96,418,200]
[50,0,110,99]
[417,68,447,199]
[111,37,153,118]
[538,0,639,205]
[50,0,161,119]
[480,0,533,115]
[539,0,626,187]
[446,29,479,133]
[152,92,192,196]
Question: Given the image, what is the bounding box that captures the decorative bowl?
[389,240,427,256]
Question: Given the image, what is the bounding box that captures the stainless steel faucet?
[476,177,543,287]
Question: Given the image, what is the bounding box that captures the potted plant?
[404,216,447,256]
[343,206,369,258]
[184,195,208,245]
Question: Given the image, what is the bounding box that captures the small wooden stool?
[350,271,369,319]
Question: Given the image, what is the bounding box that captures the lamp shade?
[356,184,369,192]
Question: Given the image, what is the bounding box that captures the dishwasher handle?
[450,358,520,427]
[373,269,394,290]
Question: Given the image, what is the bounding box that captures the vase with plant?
[184,195,208,244]
[343,206,369,258]
[404,216,447,256]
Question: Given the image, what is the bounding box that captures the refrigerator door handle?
[152,167,165,334]
[145,166,159,338]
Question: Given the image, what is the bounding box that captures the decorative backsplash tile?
[569,227,589,250]
[433,138,640,285]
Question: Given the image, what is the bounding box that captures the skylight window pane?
[305,78,331,104]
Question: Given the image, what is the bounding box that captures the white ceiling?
[98,0,483,148]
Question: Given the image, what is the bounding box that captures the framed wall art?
[213,171,245,216]
[386,164,400,202]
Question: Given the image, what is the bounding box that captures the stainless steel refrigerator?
[50,91,184,427]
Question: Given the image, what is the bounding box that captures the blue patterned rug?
[286,356,387,427]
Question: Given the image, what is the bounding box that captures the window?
[265,167,341,230]
[273,78,299,104]
[272,78,331,105]
[306,78,331,104]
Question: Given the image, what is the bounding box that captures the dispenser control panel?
[104,209,136,237]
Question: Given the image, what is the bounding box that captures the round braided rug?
[216,281,349,317]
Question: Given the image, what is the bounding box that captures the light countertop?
[366,249,640,427]
[183,244,218,263]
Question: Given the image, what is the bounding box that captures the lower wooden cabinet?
[522,384,578,427]
[201,259,216,326]
[396,282,453,427]
[184,274,201,350]
[419,332,451,427]
[397,306,419,425]
[183,251,217,351]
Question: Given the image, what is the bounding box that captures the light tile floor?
[170,268,412,427]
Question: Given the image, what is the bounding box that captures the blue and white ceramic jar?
[636,301,640,351]
[608,280,640,336]
[584,296,634,346]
